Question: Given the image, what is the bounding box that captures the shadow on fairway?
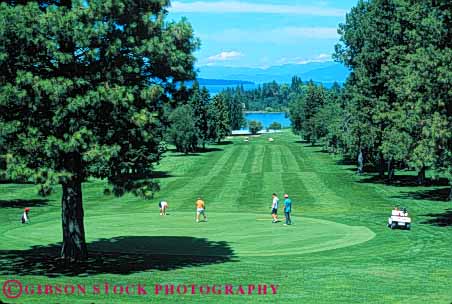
[169,147,223,156]
[0,199,50,209]
[215,140,233,146]
[357,175,449,187]
[295,141,322,147]
[150,171,175,179]
[342,164,381,174]
[0,236,236,277]
[420,209,452,227]
[395,187,451,202]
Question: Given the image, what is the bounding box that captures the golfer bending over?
[159,200,169,216]
[196,197,207,223]
[271,193,279,223]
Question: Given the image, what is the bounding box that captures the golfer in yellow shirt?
[195,197,207,223]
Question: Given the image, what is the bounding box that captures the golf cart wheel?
[390,222,397,229]
[406,223,411,230]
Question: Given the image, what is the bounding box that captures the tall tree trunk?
[357,150,364,175]
[61,180,88,260]
[378,152,385,178]
[386,157,395,184]
[417,166,426,185]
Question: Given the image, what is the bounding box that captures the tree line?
[219,81,292,113]
[289,0,452,198]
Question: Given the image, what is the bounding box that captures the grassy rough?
[0,130,451,303]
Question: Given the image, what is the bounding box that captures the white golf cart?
[387,207,412,230]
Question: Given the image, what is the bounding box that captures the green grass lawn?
[1,130,452,303]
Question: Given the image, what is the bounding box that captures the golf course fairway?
[1,130,452,303]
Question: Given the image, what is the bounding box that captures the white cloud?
[170,1,347,17]
[207,51,243,62]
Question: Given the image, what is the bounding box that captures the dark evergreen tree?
[167,105,198,154]
[208,94,230,143]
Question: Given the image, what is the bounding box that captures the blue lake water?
[243,112,291,129]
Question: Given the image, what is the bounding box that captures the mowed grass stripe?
[287,142,311,172]
[241,143,256,173]
[298,171,350,213]
[280,172,314,214]
[251,143,265,173]
[230,143,249,174]
[237,173,266,211]
[270,143,284,173]
[159,145,240,210]
[199,145,249,210]
[262,144,273,172]
[280,140,302,172]
[219,142,245,175]
[261,172,285,206]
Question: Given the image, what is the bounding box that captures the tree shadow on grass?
[198,147,223,153]
[0,199,50,209]
[0,236,236,277]
[294,141,322,148]
[215,140,233,146]
[168,147,223,157]
[150,171,175,179]
[358,175,449,187]
[313,149,331,154]
[419,209,452,227]
[171,153,202,157]
[294,140,309,144]
[395,187,451,202]
[336,158,355,166]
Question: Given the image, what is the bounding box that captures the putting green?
[2,212,375,257]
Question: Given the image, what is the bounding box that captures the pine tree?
[208,94,230,143]
[167,105,198,154]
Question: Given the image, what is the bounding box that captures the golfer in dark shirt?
[283,194,292,225]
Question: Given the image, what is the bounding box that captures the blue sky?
[168,0,358,68]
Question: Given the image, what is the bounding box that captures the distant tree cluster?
[219,81,291,113]
[216,87,246,130]
[268,122,282,130]
[248,120,263,135]
[166,81,230,154]
[289,81,342,146]
[290,0,452,197]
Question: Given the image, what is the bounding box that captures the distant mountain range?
[197,62,350,85]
